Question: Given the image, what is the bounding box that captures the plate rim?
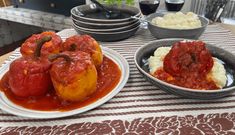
[0,46,129,119]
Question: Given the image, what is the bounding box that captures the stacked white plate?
[71,4,141,41]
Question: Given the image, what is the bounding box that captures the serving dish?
[73,24,140,42]
[134,38,235,99]
[146,12,209,39]
[0,47,129,118]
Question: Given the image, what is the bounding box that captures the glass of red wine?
[138,0,160,28]
[165,0,185,11]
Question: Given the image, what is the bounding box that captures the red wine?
[165,0,184,11]
[139,1,160,15]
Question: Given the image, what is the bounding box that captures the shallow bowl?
[73,24,139,42]
[71,17,139,29]
[72,20,140,32]
[134,38,235,99]
[146,12,209,39]
[71,4,141,23]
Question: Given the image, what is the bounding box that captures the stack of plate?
[71,4,141,42]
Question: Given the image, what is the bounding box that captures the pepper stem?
[34,36,52,58]
[48,54,72,63]
[69,43,77,51]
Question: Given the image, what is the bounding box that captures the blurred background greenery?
[97,0,135,6]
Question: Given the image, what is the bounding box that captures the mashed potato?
[151,12,202,29]
[148,47,227,88]
[209,58,227,88]
[148,47,171,74]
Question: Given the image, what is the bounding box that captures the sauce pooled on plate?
[0,56,121,111]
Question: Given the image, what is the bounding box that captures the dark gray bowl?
[146,12,209,39]
[134,39,235,99]
[71,4,141,23]
[72,17,139,29]
[73,20,140,32]
[73,24,139,42]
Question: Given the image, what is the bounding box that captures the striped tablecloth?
[1,25,235,134]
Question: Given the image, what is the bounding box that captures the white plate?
[0,47,129,119]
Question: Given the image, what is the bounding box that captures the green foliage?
[97,0,135,6]
[117,0,123,6]
[126,0,135,5]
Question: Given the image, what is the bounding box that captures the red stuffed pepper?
[9,36,53,97]
[62,35,103,67]
[20,31,62,57]
[49,51,97,101]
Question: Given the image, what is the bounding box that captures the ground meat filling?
[164,41,214,77]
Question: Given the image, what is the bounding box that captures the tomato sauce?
[0,56,121,111]
[153,41,219,90]
[154,68,219,90]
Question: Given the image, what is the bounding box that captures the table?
[1,24,235,134]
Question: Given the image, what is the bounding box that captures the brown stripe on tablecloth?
[1,105,235,123]
[114,93,171,98]
[129,71,145,75]
[121,88,164,93]
[128,76,146,80]
[2,95,235,118]
[120,88,163,93]
[107,91,235,101]
[107,94,235,104]
[4,95,235,118]
[124,84,153,88]
[128,77,146,83]
[96,99,235,110]
[1,97,235,116]
[1,25,235,128]
[0,113,14,116]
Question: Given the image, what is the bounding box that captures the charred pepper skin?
[9,36,53,97]
[49,51,97,102]
[20,31,62,57]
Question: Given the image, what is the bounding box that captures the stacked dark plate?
[71,4,141,42]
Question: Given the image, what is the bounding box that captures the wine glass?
[138,0,160,28]
[165,0,185,11]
